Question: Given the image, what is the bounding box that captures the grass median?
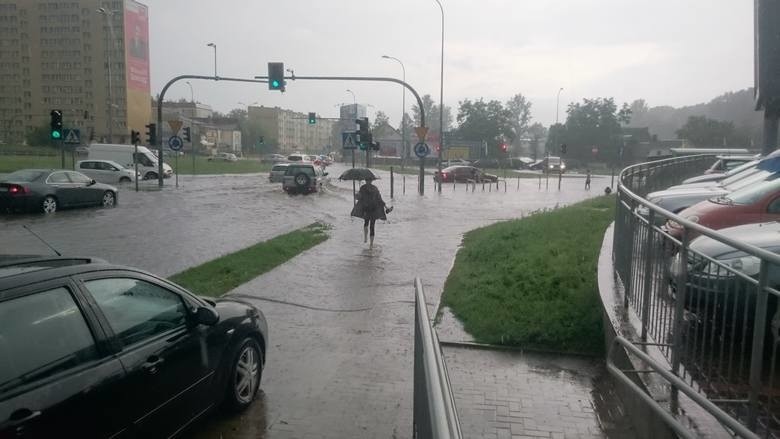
[169,223,329,297]
[440,195,615,355]
[172,156,274,175]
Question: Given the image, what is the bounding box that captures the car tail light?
[8,184,29,195]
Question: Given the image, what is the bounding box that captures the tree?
[456,98,514,156]
[372,111,390,130]
[676,115,739,147]
[548,97,630,164]
[227,108,247,120]
[26,124,52,147]
[526,122,548,158]
[411,94,453,136]
[506,93,533,140]
[398,112,414,164]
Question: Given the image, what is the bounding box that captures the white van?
[87,143,173,180]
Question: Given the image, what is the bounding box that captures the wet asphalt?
[0,165,622,438]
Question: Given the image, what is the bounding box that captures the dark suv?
[0,256,268,438]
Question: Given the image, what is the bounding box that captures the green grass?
[171,156,274,175]
[440,195,615,355]
[0,154,68,173]
[169,223,330,297]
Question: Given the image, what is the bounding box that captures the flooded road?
[0,165,620,438]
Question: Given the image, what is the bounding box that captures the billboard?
[124,0,150,93]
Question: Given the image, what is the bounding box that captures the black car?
[0,256,268,438]
[0,169,118,214]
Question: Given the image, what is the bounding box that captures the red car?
[667,176,780,239]
[433,166,498,183]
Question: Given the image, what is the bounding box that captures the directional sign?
[415,126,429,142]
[63,128,80,145]
[168,136,183,151]
[167,120,183,135]
[342,131,358,150]
[414,142,430,158]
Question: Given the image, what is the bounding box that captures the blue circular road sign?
[414,142,430,158]
[168,136,183,151]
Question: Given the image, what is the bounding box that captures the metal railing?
[613,154,780,438]
[413,277,462,439]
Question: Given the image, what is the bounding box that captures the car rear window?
[272,165,288,171]
[4,170,45,182]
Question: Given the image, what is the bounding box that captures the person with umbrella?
[341,169,391,248]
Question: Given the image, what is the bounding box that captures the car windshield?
[722,160,759,177]
[4,170,45,182]
[723,175,780,205]
[724,169,776,191]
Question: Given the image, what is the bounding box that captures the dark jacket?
[351,183,387,220]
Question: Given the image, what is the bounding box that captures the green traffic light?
[271,80,280,88]
[51,131,61,139]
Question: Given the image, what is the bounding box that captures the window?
[47,171,69,184]
[0,287,98,393]
[66,171,91,184]
[79,161,94,170]
[84,278,186,347]
[133,153,153,167]
[768,198,780,214]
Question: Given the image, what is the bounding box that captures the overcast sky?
[145,0,753,127]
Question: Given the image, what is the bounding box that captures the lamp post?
[433,0,445,193]
[382,55,407,169]
[97,7,116,143]
[555,87,564,125]
[185,81,194,103]
[207,43,217,78]
[346,89,357,202]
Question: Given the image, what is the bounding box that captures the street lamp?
[382,55,407,168]
[433,0,445,193]
[185,81,194,103]
[345,89,357,201]
[97,7,117,143]
[555,87,564,125]
[206,43,217,78]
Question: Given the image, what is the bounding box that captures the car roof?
[77,159,123,166]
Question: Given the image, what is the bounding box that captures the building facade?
[248,105,337,154]
[0,0,151,145]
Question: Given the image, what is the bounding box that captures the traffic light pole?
[157,74,427,193]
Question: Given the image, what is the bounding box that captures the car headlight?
[649,197,663,205]
[560,164,566,169]
[703,256,761,277]
[686,215,700,223]
[636,205,650,216]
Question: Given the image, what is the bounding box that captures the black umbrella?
[338,168,380,181]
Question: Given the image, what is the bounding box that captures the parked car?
[282,163,329,194]
[679,159,760,186]
[208,152,239,162]
[433,166,498,183]
[442,159,472,167]
[268,163,290,183]
[666,175,780,240]
[703,155,757,174]
[87,143,173,180]
[76,159,137,184]
[529,156,566,172]
[669,221,780,330]
[0,256,268,438]
[0,169,117,214]
[286,153,308,162]
[472,158,500,169]
[268,154,287,163]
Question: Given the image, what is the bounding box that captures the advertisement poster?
[124,1,149,92]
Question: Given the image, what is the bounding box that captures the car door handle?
[141,356,165,374]
[6,408,41,427]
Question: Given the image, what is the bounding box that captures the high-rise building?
[248,106,337,154]
[0,0,151,145]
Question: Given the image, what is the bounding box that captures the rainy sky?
[146,0,753,126]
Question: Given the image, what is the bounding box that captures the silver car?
[282,163,329,194]
[76,160,136,184]
[269,163,289,183]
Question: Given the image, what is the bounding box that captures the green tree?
[372,111,390,130]
[456,98,514,156]
[26,124,52,147]
[411,94,452,135]
[676,115,739,147]
[506,93,533,140]
[526,122,548,158]
[549,97,630,164]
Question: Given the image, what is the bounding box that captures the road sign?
[415,126,429,142]
[167,120,183,135]
[414,142,430,158]
[168,136,183,151]
[342,131,358,150]
[63,129,80,144]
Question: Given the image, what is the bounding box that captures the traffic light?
[308,112,316,124]
[268,62,285,92]
[145,123,157,146]
[500,142,508,153]
[182,127,191,142]
[131,130,141,145]
[560,143,567,155]
[356,117,370,149]
[49,109,63,140]
[372,141,380,151]
[258,136,264,144]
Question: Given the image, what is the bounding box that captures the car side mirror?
[89,179,96,186]
[194,306,219,326]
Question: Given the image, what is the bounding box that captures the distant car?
[528,157,566,172]
[442,159,472,167]
[77,160,137,184]
[268,163,290,183]
[265,154,287,163]
[0,169,118,214]
[472,158,500,169]
[666,175,780,240]
[209,152,239,162]
[286,153,308,162]
[0,256,268,438]
[282,163,329,194]
[433,166,498,183]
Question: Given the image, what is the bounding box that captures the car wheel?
[294,172,311,189]
[119,177,131,183]
[42,196,57,214]
[224,337,263,412]
[145,172,158,180]
[102,191,116,208]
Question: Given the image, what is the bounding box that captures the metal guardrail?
[413,277,462,439]
[613,154,780,438]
